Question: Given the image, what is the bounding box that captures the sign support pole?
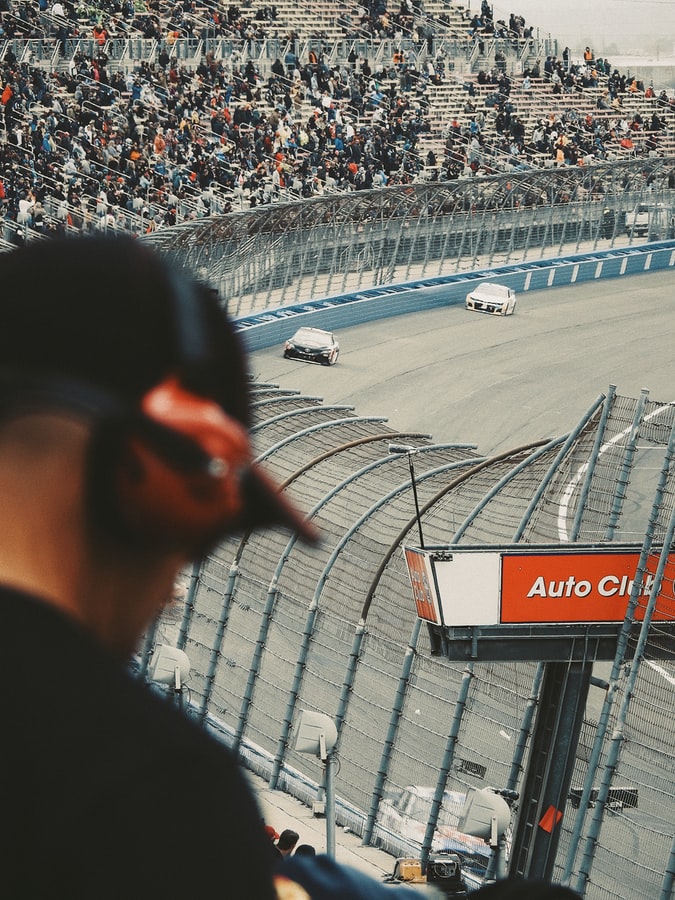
[509,658,593,881]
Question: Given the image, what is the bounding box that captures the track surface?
[252,268,675,456]
[252,269,675,895]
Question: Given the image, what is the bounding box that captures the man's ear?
[87,377,251,555]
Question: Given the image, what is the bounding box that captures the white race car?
[465,283,517,316]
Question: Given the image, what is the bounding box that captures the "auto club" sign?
[403,545,675,627]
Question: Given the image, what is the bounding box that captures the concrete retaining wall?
[235,241,675,352]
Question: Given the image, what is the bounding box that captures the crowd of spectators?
[0,0,674,242]
[457,55,674,173]
[0,0,288,49]
[0,41,442,240]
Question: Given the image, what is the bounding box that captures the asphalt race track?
[252,268,675,457]
[251,267,675,895]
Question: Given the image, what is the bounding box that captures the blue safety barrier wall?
[235,241,675,352]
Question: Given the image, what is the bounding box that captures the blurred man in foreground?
[0,236,317,898]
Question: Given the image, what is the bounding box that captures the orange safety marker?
[539,805,563,833]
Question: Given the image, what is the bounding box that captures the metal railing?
[144,157,675,319]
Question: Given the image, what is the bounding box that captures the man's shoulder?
[1,587,277,894]
[1,587,235,777]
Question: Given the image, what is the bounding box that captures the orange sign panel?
[404,547,442,624]
[501,552,675,624]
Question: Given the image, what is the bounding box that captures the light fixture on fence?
[458,787,515,881]
[295,710,339,858]
[149,645,191,709]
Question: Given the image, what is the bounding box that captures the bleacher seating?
[1,0,674,247]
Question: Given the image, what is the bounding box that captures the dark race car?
[283,327,340,365]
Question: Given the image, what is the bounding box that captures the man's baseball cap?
[0,235,318,548]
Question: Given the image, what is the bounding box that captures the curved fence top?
[143,156,675,315]
[149,373,675,899]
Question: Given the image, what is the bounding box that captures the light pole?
[295,710,339,857]
[389,444,425,548]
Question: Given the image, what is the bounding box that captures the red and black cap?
[0,235,319,550]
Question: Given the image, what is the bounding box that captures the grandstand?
[2,3,675,897]
[2,0,675,245]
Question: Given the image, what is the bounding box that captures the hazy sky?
[487,0,675,59]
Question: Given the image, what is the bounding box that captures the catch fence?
[142,165,675,897]
[145,157,675,319]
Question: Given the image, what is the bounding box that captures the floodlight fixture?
[294,709,338,758]
[388,443,420,455]
[458,787,512,843]
[149,645,191,689]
